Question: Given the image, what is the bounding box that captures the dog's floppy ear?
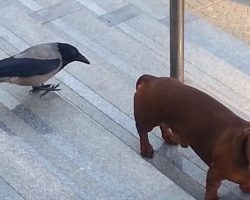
[244,128,250,170]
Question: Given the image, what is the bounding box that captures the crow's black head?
[57,43,90,67]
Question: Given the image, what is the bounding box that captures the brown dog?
[134,74,250,200]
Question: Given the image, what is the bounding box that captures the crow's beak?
[77,53,90,64]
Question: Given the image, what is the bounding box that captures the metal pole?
[170,0,184,82]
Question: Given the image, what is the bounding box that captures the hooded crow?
[0,42,90,97]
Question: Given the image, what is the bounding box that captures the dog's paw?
[205,197,219,200]
[205,194,219,200]
[141,145,154,158]
[205,190,219,200]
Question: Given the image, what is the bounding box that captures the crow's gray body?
[0,43,90,95]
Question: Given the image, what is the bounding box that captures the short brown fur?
[134,74,250,200]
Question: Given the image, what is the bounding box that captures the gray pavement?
[185,0,250,45]
[0,0,249,199]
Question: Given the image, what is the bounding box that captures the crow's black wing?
[0,57,61,77]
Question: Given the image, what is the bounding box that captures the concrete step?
[0,176,24,200]
[0,83,195,200]
[0,129,83,200]
[81,0,170,19]
[0,95,117,200]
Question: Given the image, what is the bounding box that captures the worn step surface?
[0,86,196,200]
[0,0,249,199]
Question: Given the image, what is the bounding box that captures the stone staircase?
[0,0,249,199]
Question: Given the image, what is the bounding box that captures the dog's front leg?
[205,165,222,200]
[135,121,154,158]
[139,132,154,158]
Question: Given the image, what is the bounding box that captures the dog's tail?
[136,74,156,90]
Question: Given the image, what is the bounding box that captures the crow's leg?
[29,83,61,97]
[29,83,51,93]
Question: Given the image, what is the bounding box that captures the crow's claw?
[29,83,61,97]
